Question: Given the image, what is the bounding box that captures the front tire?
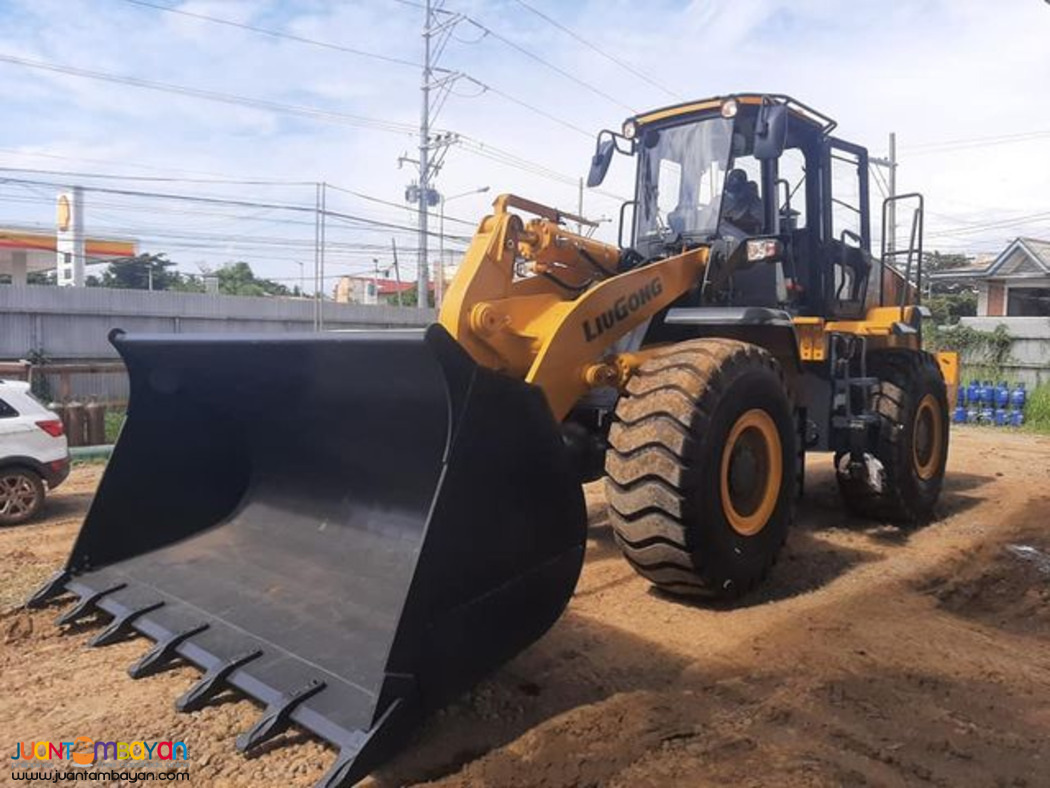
[0,468,45,526]
[605,339,797,598]
[837,350,949,524]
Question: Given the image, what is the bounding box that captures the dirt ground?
[2,426,1049,787]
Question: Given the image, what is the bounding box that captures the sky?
[0,0,1048,289]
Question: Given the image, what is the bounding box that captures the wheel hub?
[0,474,37,517]
[720,409,783,536]
[912,394,943,481]
[728,433,764,513]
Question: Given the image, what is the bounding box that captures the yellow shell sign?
[57,194,71,232]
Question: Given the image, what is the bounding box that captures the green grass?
[1025,384,1050,435]
[72,456,110,467]
[104,410,126,444]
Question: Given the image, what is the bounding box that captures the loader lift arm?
[439,194,710,420]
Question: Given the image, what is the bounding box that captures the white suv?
[0,380,70,525]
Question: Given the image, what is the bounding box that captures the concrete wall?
[957,316,1050,387]
[0,285,436,401]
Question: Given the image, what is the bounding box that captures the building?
[333,275,432,305]
[930,237,1050,317]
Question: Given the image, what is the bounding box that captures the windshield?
[634,116,734,252]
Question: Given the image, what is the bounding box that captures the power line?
[509,0,679,100]
[0,165,316,187]
[0,53,421,136]
[460,15,636,114]
[120,0,428,71]
[120,0,598,146]
[926,210,1050,239]
[0,166,479,227]
[904,129,1050,155]
[456,135,629,203]
[0,176,473,241]
[110,0,606,265]
[324,182,476,227]
[101,4,609,195]
[462,76,593,138]
[388,0,456,13]
[0,146,282,179]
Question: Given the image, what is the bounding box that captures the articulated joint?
[469,303,507,337]
[583,353,645,391]
[583,362,620,388]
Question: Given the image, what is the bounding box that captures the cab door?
[821,137,872,319]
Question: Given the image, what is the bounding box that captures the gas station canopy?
[0,226,136,285]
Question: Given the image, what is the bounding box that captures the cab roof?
[631,93,837,134]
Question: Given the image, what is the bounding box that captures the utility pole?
[401,0,465,309]
[887,132,897,255]
[438,191,445,307]
[391,238,403,307]
[313,181,321,331]
[416,0,433,310]
[295,260,305,296]
[437,186,488,309]
[577,177,584,235]
[436,251,445,310]
[319,181,327,328]
[871,132,898,258]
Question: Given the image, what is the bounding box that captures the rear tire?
[0,468,45,526]
[837,350,949,524]
[605,339,796,599]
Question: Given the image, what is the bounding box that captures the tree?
[922,250,979,324]
[391,283,434,307]
[927,291,977,324]
[214,261,289,297]
[92,253,196,291]
[0,271,55,285]
[924,251,977,295]
[924,251,973,273]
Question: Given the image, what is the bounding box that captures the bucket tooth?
[236,679,327,754]
[89,601,165,647]
[55,582,126,627]
[176,649,262,713]
[25,570,71,609]
[128,622,210,679]
[315,698,411,788]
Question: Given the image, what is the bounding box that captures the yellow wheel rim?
[720,409,783,536]
[913,393,943,481]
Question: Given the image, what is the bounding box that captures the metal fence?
[1,285,436,402]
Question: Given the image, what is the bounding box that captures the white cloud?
[0,0,1047,283]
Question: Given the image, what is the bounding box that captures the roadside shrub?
[1026,384,1050,435]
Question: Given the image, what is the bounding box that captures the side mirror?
[754,104,788,161]
[587,138,615,187]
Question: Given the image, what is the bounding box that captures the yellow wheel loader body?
[31,93,955,787]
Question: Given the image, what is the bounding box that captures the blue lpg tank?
[1011,382,1027,411]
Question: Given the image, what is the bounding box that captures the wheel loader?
[28,94,956,786]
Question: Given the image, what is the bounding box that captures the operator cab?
[587,94,911,322]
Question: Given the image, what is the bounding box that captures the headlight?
[746,239,781,263]
[622,120,638,139]
[721,99,739,118]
